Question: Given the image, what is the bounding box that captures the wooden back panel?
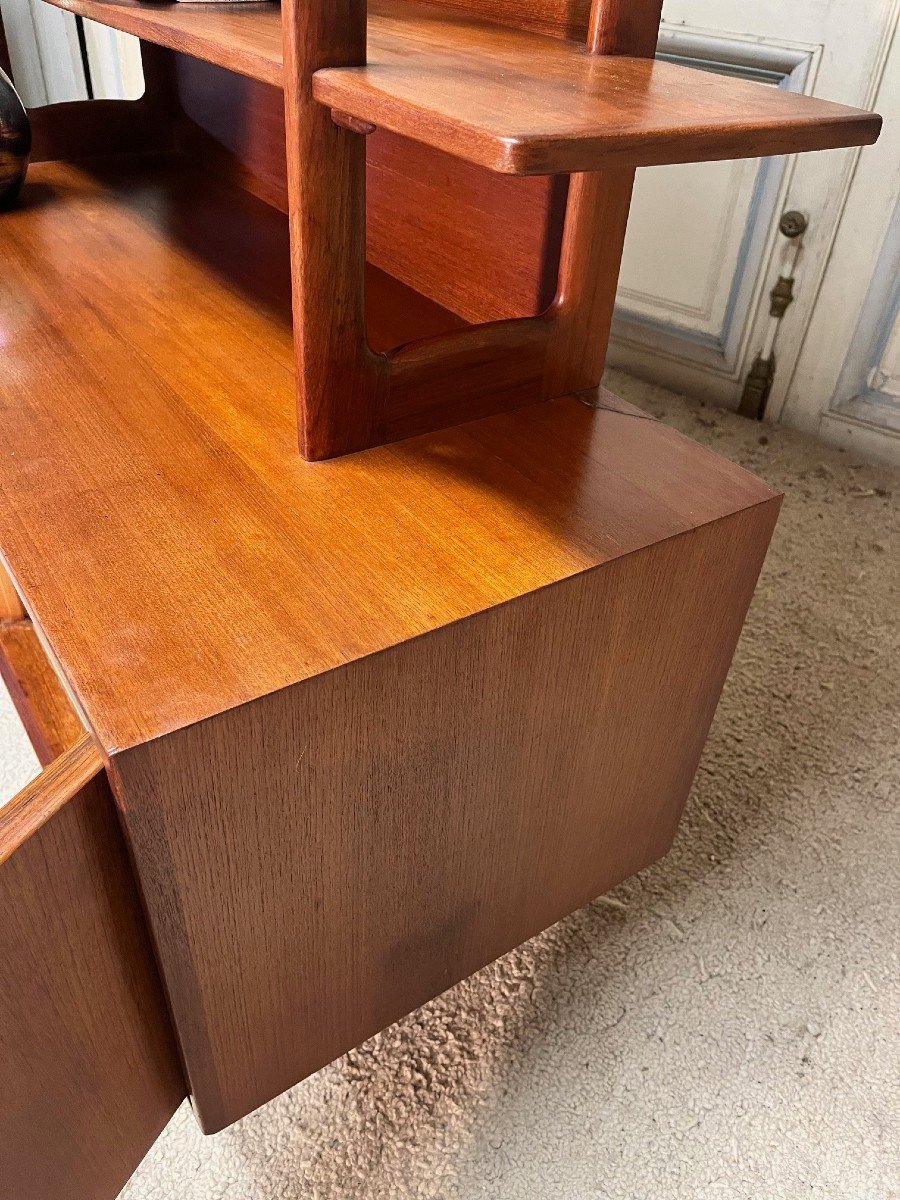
[423,0,592,38]
[173,53,565,322]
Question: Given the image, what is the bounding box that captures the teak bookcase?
[0,0,880,1195]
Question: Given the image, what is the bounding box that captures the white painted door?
[0,0,88,105]
[781,23,899,466]
[609,0,899,461]
[0,0,141,103]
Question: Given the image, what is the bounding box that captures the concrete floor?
[2,371,898,1199]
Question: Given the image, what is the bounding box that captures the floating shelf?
[315,4,881,174]
[41,0,880,175]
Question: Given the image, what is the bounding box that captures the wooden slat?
[0,621,84,763]
[0,736,185,1199]
[314,2,881,175]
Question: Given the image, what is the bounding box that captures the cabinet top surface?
[0,158,776,752]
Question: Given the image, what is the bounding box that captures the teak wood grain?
[0,735,185,1197]
[0,0,868,1152]
[279,0,669,456]
[313,3,880,175]
[111,493,780,1131]
[34,0,880,176]
[33,0,880,458]
[0,152,784,1130]
[0,157,778,754]
[42,0,285,87]
[0,620,85,762]
[172,57,566,324]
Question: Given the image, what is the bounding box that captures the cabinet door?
[0,732,185,1198]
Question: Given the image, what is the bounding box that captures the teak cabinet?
[0,0,880,1195]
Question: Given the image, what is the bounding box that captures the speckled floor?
[3,372,898,1199]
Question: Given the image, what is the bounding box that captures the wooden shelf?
[40,0,879,175]
[315,2,881,174]
[42,0,284,87]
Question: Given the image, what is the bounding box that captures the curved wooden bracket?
[284,0,663,460]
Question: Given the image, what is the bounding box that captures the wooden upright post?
[282,0,383,458]
[283,0,665,460]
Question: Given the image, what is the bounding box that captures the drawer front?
[0,634,185,1197]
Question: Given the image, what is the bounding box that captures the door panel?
[0,735,185,1200]
[610,0,898,414]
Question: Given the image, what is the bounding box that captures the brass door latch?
[738,211,809,419]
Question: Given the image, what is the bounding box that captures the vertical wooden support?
[588,0,667,56]
[0,559,25,623]
[283,0,664,459]
[282,0,384,458]
[545,0,664,395]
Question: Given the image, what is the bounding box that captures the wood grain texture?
[0,620,84,763]
[0,158,780,752]
[367,130,567,321]
[313,2,881,175]
[36,0,879,175]
[424,0,593,40]
[373,0,664,441]
[588,0,669,56]
[0,555,25,622]
[27,6,877,457]
[0,735,185,1198]
[281,0,383,457]
[111,491,780,1131]
[173,56,565,324]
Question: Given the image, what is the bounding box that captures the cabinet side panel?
[112,498,779,1132]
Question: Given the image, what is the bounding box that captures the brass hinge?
[739,210,809,420]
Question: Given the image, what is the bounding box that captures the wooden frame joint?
[331,109,376,136]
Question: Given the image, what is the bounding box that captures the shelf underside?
[0,155,777,753]
[39,0,879,175]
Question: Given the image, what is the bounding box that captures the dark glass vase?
[0,67,30,210]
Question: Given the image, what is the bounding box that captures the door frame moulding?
[768,0,900,450]
[827,203,900,429]
[610,27,816,382]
